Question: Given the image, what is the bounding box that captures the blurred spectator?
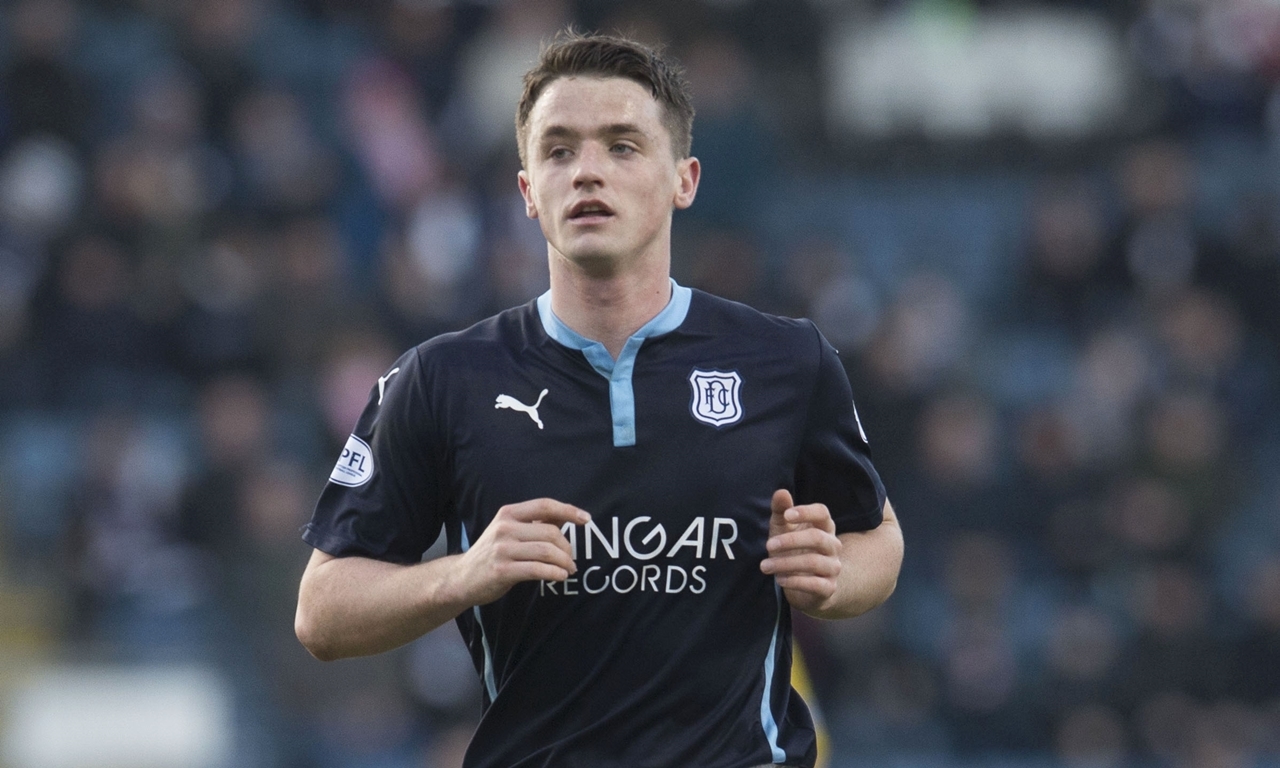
[66,411,200,649]
[454,0,570,159]
[865,272,971,395]
[405,181,482,298]
[178,373,272,587]
[0,137,84,243]
[230,85,337,213]
[1054,703,1128,768]
[483,233,549,318]
[173,0,262,148]
[1114,562,1229,709]
[1201,196,1280,347]
[1,0,88,146]
[1107,477,1192,557]
[1016,179,1110,336]
[254,216,360,378]
[172,222,268,376]
[341,57,441,213]
[1130,0,1274,128]
[1229,555,1280,705]
[406,625,483,725]
[680,228,766,307]
[681,31,778,229]
[1105,140,1200,304]
[378,1,469,123]
[317,328,396,447]
[1046,605,1121,691]
[918,394,1000,493]
[33,234,161,403]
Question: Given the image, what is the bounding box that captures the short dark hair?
[516,30,694,167]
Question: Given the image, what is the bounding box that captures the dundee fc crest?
[689,369,743,427]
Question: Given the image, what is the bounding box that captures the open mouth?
[568,200,615,222]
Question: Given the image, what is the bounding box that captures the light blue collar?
[536,279,692,447]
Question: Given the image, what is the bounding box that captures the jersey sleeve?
[302,346,446,564]
[793,326,886,534]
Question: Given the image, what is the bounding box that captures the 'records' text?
[540,516,739,597]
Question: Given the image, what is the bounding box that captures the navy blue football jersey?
[303,283,886,768]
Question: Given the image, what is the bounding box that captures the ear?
[673,156,700,210]
[518,170,539,219]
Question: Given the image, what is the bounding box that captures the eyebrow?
[539,123,647,143]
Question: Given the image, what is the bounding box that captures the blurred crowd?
[1,0,1279,767]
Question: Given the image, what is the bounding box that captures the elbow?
[884,536,904,600]
[877,572,899,607]
[295,600,340,662]
[878,533,904,606]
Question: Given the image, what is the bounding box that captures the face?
[518,76,699,276]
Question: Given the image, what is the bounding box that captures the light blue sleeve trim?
[760,581,787,764]
[459,524,498,703]
[535,281,692,447]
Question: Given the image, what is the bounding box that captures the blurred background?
[0,0,1277,766]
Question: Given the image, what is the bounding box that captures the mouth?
[567,200,615,224]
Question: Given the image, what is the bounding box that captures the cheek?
[637,173,676,217]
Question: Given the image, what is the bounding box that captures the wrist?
[426,553,481,614]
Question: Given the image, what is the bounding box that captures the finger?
[496,541,578,574]
[771,489,794,519]
[767,529,839,557]
[783,503,836,534]
[502,498,591,526]
[518,521,579,553]
[776,575,837,600]
[499,561,573,584]
[760,553,841,578]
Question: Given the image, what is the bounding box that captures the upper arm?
[878,498,899,530]
[794,327,887,534]
[301,548,337,580]
[302,347,447,563]
[836,499,900,544]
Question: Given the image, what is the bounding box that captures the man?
[296,31,903,768]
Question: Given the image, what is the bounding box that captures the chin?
[557,245,627,276]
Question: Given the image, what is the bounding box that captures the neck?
[548,255,672,359]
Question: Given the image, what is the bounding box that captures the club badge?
[689,369,743,427]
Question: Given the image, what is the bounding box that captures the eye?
[548,147,571,160]
[610,143,636,155]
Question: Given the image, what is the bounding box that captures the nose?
[571,143,607,189]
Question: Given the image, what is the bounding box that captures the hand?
[760,489,841,613]
[455,499,590,605]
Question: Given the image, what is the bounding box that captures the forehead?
[527,76,667,139]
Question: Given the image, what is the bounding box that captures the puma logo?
[495,389,549,430]
[378,368,401,404]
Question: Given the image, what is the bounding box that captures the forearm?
[296,500,587,661]
[802,501,903,620]
[295,550,472,661]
